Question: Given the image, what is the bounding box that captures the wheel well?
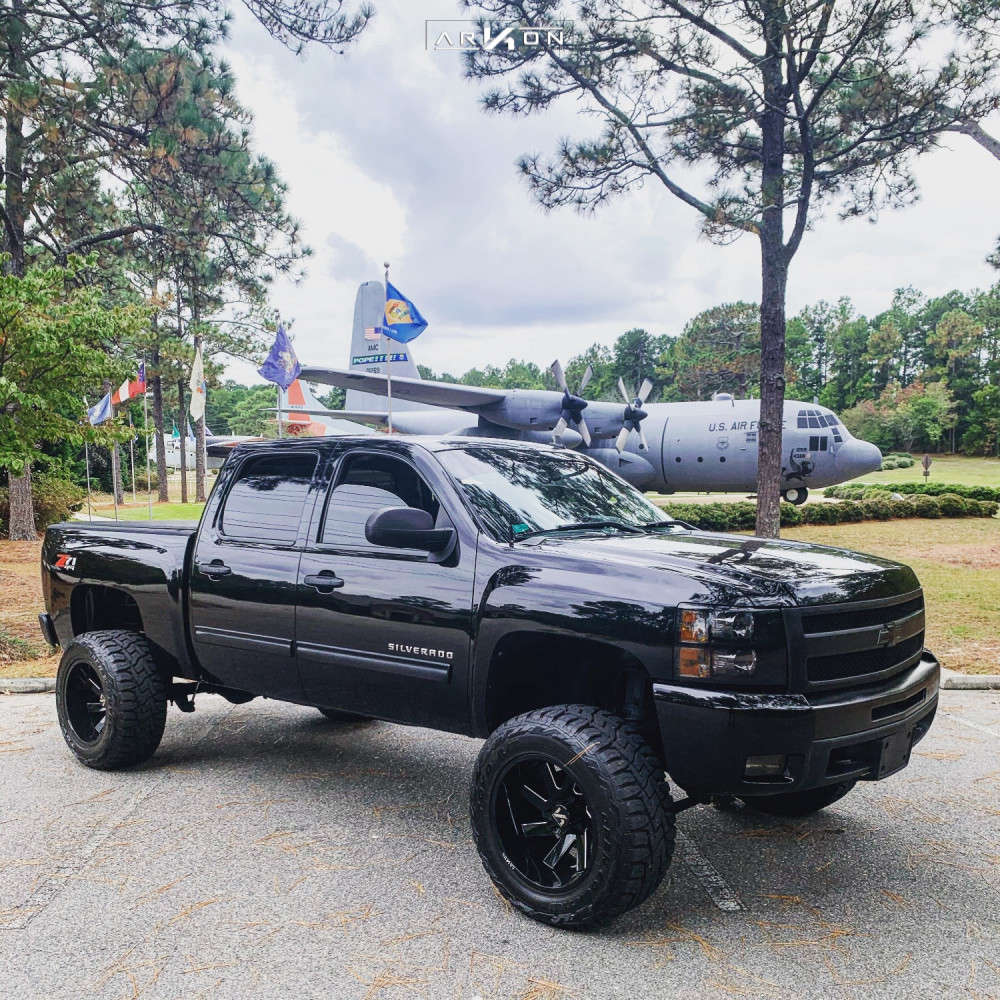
[484,632,663,756]
[71,585,143,636]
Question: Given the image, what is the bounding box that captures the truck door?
[189,449,320,699]
[295,448,475,731]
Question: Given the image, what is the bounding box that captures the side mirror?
[365,506,455,553]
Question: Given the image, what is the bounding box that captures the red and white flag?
[111,362,147,406]
[364,327,381,342]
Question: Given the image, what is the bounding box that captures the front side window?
[320,452,442,550]
[220,452,318,544]
[437,446,672,542]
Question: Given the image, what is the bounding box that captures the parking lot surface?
[1,690,998,999]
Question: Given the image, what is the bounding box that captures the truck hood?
[525,529,920,606]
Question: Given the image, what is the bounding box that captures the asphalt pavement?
[1,690,998,999]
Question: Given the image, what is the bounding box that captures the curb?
[941,667,1000,691]
[0,678,56,694]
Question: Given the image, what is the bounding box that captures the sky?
[220,2,1000,385]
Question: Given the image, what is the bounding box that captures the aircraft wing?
[300,366,506,410]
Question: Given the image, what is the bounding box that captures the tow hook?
[171,682,198,713]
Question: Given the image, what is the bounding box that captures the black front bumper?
[653,652,940,796]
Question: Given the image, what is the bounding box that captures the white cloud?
[221,3,1000,385]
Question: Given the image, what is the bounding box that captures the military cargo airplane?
[289,281,883,503]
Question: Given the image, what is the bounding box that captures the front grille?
[793,591,925,691]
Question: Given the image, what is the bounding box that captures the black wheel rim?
[65,661,107,745]
[493,754,594,892]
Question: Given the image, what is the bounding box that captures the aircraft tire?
[783,487,808,505]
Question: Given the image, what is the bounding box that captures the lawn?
[858,452,1000,488]
[104,501,204,521]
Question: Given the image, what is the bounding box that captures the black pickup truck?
[40,436,939,927]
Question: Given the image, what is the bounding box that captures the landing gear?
[782,486,808,505]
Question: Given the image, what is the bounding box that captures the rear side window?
[221,453,318,544]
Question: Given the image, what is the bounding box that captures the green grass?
[780,518,1000,675]
[859,453,1000,488]
[89,501,205,522]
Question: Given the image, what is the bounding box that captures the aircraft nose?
[837,438,882,477]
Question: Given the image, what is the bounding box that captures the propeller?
[614,376,653,453]
[549,360,593,447]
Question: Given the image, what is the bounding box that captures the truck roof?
[232,434,562,456]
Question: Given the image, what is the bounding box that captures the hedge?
[660,494,998,531]
[824,482,1000,502]
[0,473,87,536]
[880,453,915,470]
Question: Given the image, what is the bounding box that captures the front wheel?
[56,630,167,770]
[470,705,675,929]
[783,486,808,505]
[741,779,857,817]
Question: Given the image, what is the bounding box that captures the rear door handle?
[304,571,344,592]
[198,560,231,579]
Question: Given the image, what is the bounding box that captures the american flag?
[364,327,381,342]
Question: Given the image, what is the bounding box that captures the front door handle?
[198,560,231,579]
[303,571,345,592]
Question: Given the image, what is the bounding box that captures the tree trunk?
[754,9,788,539]
[150,344,170,502]
[6,466,36,540]
[177,379,188,504]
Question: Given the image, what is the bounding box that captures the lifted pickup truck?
[40,436,939,928]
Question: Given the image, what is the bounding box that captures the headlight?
[678,609,755,644]
[678,647,758,679]
[674,606,786,687]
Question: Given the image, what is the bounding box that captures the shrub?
[779,502,802,527]
[0,473,86,536]
[936,493,967,517]
[838,500,865,522]
[890,499,916,519]
[861,498,893,520]
[978,500,999,518]
[910,494,940,518]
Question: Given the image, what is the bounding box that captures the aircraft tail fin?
[280,378,373,436]
[346,280,433,411]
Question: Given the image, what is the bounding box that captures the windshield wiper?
[639,520,687,533]
[512,520,645,542]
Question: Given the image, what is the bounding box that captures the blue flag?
[258,324,301,390]
[87,393,112,426]
[383,281,428,343]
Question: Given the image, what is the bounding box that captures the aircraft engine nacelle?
[584,448,658,489]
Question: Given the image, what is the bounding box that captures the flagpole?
[143,371,153,519]
[128,410,137,505]
[384,261,393,435]
[83,397,93,523]
[276,383,283,438]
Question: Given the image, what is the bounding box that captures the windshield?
[437,446,673,541]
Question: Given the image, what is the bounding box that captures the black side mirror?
[365,506,455,552]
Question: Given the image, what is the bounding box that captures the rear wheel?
[470,705,675,929]
[742,779,857,817]
[56,630,167,770]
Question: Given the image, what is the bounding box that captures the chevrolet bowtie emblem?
[876,621,899,647]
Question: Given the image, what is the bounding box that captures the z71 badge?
[54,554,77,572]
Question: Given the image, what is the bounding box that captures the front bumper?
[653,651,939,796]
